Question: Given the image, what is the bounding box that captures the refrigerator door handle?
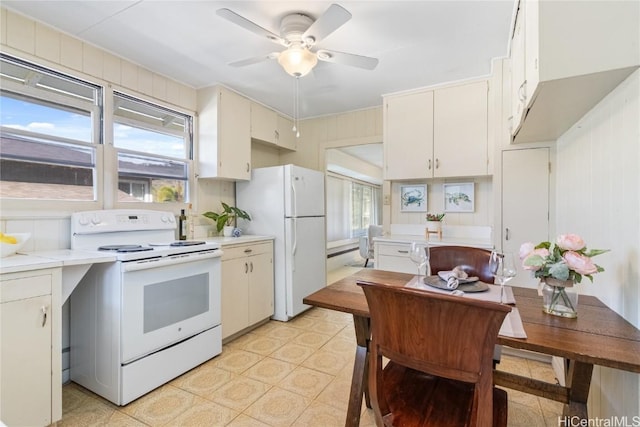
[291,218,298,271]
[290,176,298,218]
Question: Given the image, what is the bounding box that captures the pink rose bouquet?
[519,234,608,283]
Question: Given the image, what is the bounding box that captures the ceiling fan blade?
[217,8,286,46]
[228,53,279,68]
[316,50,379,70]
[302,4,352,45]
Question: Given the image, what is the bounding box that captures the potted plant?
[519,233,608,318]
[425,212,445,239]
[203,202,251,237]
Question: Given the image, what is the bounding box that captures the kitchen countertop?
[374,234,493,249]
[1,236,274,275]
[205,235,275,246]
[1,249,115,279]
[0,253,64,274]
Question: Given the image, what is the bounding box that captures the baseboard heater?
[327,246,358,258]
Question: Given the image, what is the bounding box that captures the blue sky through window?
[0,95,92,142]
[114,123,185,159]
[2,96,185,158]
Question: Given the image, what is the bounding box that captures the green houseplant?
[203,202,251,236]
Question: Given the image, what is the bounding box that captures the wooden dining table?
[303,269,640,427]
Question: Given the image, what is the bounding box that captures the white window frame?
[104,86,195,210]
[0,55,196,214]
[0,55,103,213]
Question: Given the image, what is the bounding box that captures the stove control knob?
[167,215,175,223]
[91,215,101,225]
[78,216,90,226]
[161,214,169,223]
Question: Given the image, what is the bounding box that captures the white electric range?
[69,209,222,405]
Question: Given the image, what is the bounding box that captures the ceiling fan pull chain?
[293,77,300,138]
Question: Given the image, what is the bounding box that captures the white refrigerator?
[236,164,326,321]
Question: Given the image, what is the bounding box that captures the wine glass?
[409,242,430,280]
[490,251,517,303]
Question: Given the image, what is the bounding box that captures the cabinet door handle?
[41,306,48,327]
[435,158,440,169]
[250,261,253,273]
[518,80,527,102]
[505,228,510,241]
[244,249,253,254]
[398,250,409,254]
[246,163,250,173]
[428,159,432,170]
[245,262,249,273]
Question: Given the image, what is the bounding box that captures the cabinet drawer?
[1,273,52,303]
[376,243,410,257]
[222,242,272,261]
[376,255,416,274]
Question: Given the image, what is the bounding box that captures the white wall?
[326,147,383,185]
[556,70,639,419]
[390,177,492,228]
[0,7,234,240]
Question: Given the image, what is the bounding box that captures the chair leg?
[364,258,369,268]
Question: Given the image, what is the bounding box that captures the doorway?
[324,143,383,268]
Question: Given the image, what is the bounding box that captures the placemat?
[406,276,516,304]
[405,276,526,338]
[424,275,489,293]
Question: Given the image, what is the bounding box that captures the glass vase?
[541,278,578,318]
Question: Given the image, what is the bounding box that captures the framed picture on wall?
[400,185,427,212]
[444,182,475,212]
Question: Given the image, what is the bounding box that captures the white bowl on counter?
[1,233,31,258]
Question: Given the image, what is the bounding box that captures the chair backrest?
[358,280,511,426]
[430,245,494,283]
[367,225,383,250]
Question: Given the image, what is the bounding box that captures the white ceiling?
[337,144,383,168]
[3,1,516,119]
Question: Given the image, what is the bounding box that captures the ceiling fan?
[216,4,379,78]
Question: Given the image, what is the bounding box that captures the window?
[0,55,101,201]
[351,182,376,238]
[112,92,192,203]
[326,173,381,243]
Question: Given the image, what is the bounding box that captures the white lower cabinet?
[0,268,61,427]
[221,241,274,340]
[374,243,416,274]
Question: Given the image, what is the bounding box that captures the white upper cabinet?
[276,115,296,151]
[384,91,434,180]
[433,81,488,177]
[250,101,296,151]
[384,79,489,180]
[197,86,251,180]
[250,101,278,145]
[510,5,526,130]
[511,0,639,143]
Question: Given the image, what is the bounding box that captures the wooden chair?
[429,245,503,366]
[429,245,494,283]
[358,280,510,427]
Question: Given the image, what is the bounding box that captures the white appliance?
[237,164,326,321]
[69,209,222,405]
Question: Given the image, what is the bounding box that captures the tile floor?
[58,266,563,426]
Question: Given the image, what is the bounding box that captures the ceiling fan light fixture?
[277,45,318,77]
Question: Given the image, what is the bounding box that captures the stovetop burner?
[170,241,205,247]
[98,244,154,253]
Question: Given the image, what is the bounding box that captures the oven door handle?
[122,250,221,272]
